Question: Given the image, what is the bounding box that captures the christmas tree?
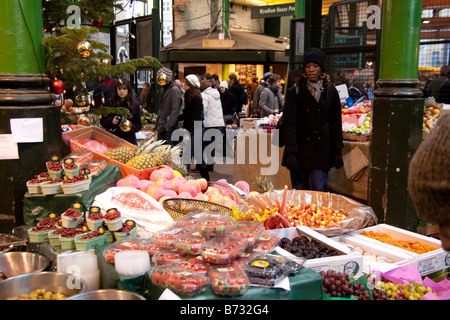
[42,26,162,124]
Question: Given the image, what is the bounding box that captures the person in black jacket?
[100,78,142,145]
[219,81,239,125]
[178,74,210,181]
[229,73,246,113]
[281,48,343,191]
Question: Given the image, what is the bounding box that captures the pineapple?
[103,136,189,176]
[125,143,189,176]
[125,154,154,170]
[104,146,136,163]
[256,176,274,193]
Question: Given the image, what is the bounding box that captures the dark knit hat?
[408,113,450,226]
[303,48,326,72]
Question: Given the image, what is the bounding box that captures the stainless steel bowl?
[0,252,49,278]
[0,272,87,300]
[67,289,146,300]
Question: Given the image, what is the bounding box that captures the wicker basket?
[162,198,232,220]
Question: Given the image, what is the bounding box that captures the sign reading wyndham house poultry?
[251,3,296,19]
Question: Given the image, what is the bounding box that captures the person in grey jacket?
[155,68,183,145]
[252,72,272,117]
[259,74,284,117]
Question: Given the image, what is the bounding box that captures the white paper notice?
[336,84,349,100]
[10,118,43,143]
[0,134,19,159]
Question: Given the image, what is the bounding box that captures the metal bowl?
[0,252,49,279]
[0,272,87,300]
[66,289,146,300]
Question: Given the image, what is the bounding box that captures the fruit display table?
[94,241,323,300]
[23,164,122,226]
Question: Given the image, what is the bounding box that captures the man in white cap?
[155,67,183,145]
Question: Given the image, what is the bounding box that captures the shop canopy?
[160,30,289,64]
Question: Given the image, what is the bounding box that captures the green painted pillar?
[368,0,423,232]
[0,0,45,74]
[0,0,62,232]
[222,0,230,84]
[153,0,161,112]
[295,0,305,18]
[223,0,229,37]
[378,1,421,79]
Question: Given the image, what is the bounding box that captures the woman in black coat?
[219,81,239,125]
[281,48,343,191]
[100,78,142,145]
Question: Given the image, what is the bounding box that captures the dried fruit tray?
[104,217,122,232]
[74,233,106,251]
[41,182,63,196]
[26,181,44,194]
[113,226,137,241]
[86,217,104,231]
[64,167,80,179]
[61,212,84,229]
[61,179,90,195]
[28,228,52,243]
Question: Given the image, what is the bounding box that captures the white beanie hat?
[219,81,228,89]
[185,74,200,89]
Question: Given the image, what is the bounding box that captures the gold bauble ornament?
[156,70,169,86]
[75,93,89,106]
[119,119,132,132]
[77,40,93,58]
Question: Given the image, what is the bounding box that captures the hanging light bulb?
[129,33,136,39]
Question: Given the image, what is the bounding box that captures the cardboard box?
[348,224,448,276]
[240,118,258,131]
[63,126,139,178]
[269,227,364,278]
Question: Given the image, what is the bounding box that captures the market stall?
[1,125,448,302]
